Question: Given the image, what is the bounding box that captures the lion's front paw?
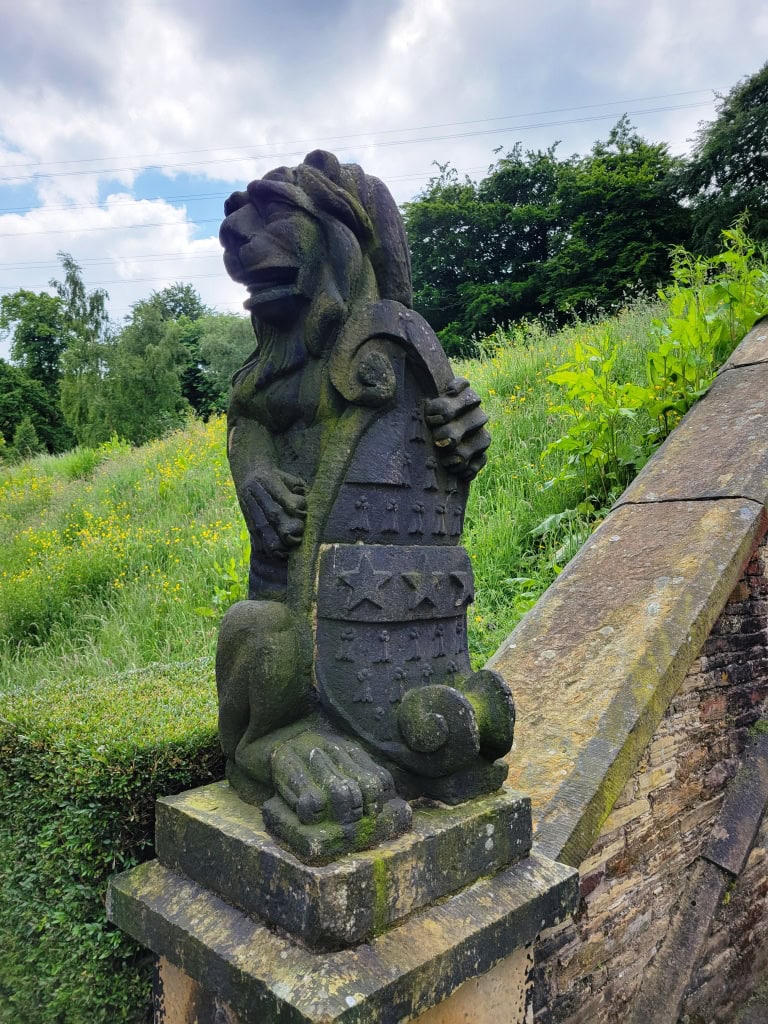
[263,730,412,862]
[270,730,397,826]
[424,377,490,480]
[240,467,307,556]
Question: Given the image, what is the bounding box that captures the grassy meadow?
[0,297,664,692]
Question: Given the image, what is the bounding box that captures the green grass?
[460,296,663,662]
[0,416,243,691]
[0,296,664,687]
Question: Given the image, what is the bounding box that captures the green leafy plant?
[197,525,250,618]
[543,330,648,502]
[644,223,768,442]
[543,226,768,506]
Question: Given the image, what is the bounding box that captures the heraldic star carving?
[338,554,393,611]
[401,555,444,611]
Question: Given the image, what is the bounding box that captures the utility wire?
[0,126,697,241]
[0,100,713,185]
[0,88,714,173]
[0,165,495,217]
[0,128,695,223]
[1,272,228,290]
[0,252,222,270]
[0,218,222,239]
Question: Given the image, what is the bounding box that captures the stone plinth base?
[155,944,534,1023]
[155,781,532,948]
[109,850,576,1024]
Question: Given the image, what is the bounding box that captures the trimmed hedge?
[0,659,222,1024]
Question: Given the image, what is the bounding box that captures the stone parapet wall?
[487,318,768,1022]
[533,533,768,1022]
[682,539,768,1024]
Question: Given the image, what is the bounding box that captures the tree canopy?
[683,61,768,253]
[541,118,691,312]
[0,255,257,456]
[403,120,692,350]
[403,147,562,345]
[0,289,65,393]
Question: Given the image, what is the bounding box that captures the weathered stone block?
[108,852,577,1024]
[705,733,768,876]
[491,498,765,866]
[155,781,531,949]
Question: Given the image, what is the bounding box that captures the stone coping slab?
[156,782,531,949]
[615,360,768,507]
[488,498,766,866]
[721,316,768,370]
[107,851,576,1024]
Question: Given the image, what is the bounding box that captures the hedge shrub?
[0,659,222,1023]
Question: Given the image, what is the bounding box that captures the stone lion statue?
[216,150,515,861]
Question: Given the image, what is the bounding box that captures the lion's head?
[220,150,412,333]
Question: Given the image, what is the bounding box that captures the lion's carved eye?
[263,200,295,222]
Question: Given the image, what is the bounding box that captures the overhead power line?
[0,165,494,217]
[0,88,714,174]
[0,252,222,271]
[0,99,714,185]
[0,118,701,252]
[1,272,228,290]
[0,218,222,239]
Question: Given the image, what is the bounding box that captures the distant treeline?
[0,266,255,459]
[403,63,768,351]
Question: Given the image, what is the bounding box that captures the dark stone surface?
[107,851,578,1024]
[704,732,768,876]
[214,150,515,860]
[155,781,532,949]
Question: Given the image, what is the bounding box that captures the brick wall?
[533,531,768,1023]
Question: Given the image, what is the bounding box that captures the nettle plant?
[544,332,648,504]
[544,224,768,510]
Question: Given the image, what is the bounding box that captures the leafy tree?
[128,284,221,417]
[0,290,65,392]
[10,415,44,462]
[683,62,768,253]
[403,165,484,341]
[404,122,698,346]
[142,282,210,322]
[403,148,562,348]
[0,361,66,453]
[0,289,74,451]
[197,314,256,397]
[52,253,113,445]
[103,301,189,444]
[541,119,692,313]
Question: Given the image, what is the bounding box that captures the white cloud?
[0,0,767,361]
[0,196,244,343]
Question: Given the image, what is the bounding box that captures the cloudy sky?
[1,0,767,359]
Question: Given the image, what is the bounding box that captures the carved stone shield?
[313,306,481,772]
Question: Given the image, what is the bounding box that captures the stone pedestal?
[108,781,577,1024]
[155,943,534,1023]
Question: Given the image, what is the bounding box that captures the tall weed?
[543,227,768,509]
